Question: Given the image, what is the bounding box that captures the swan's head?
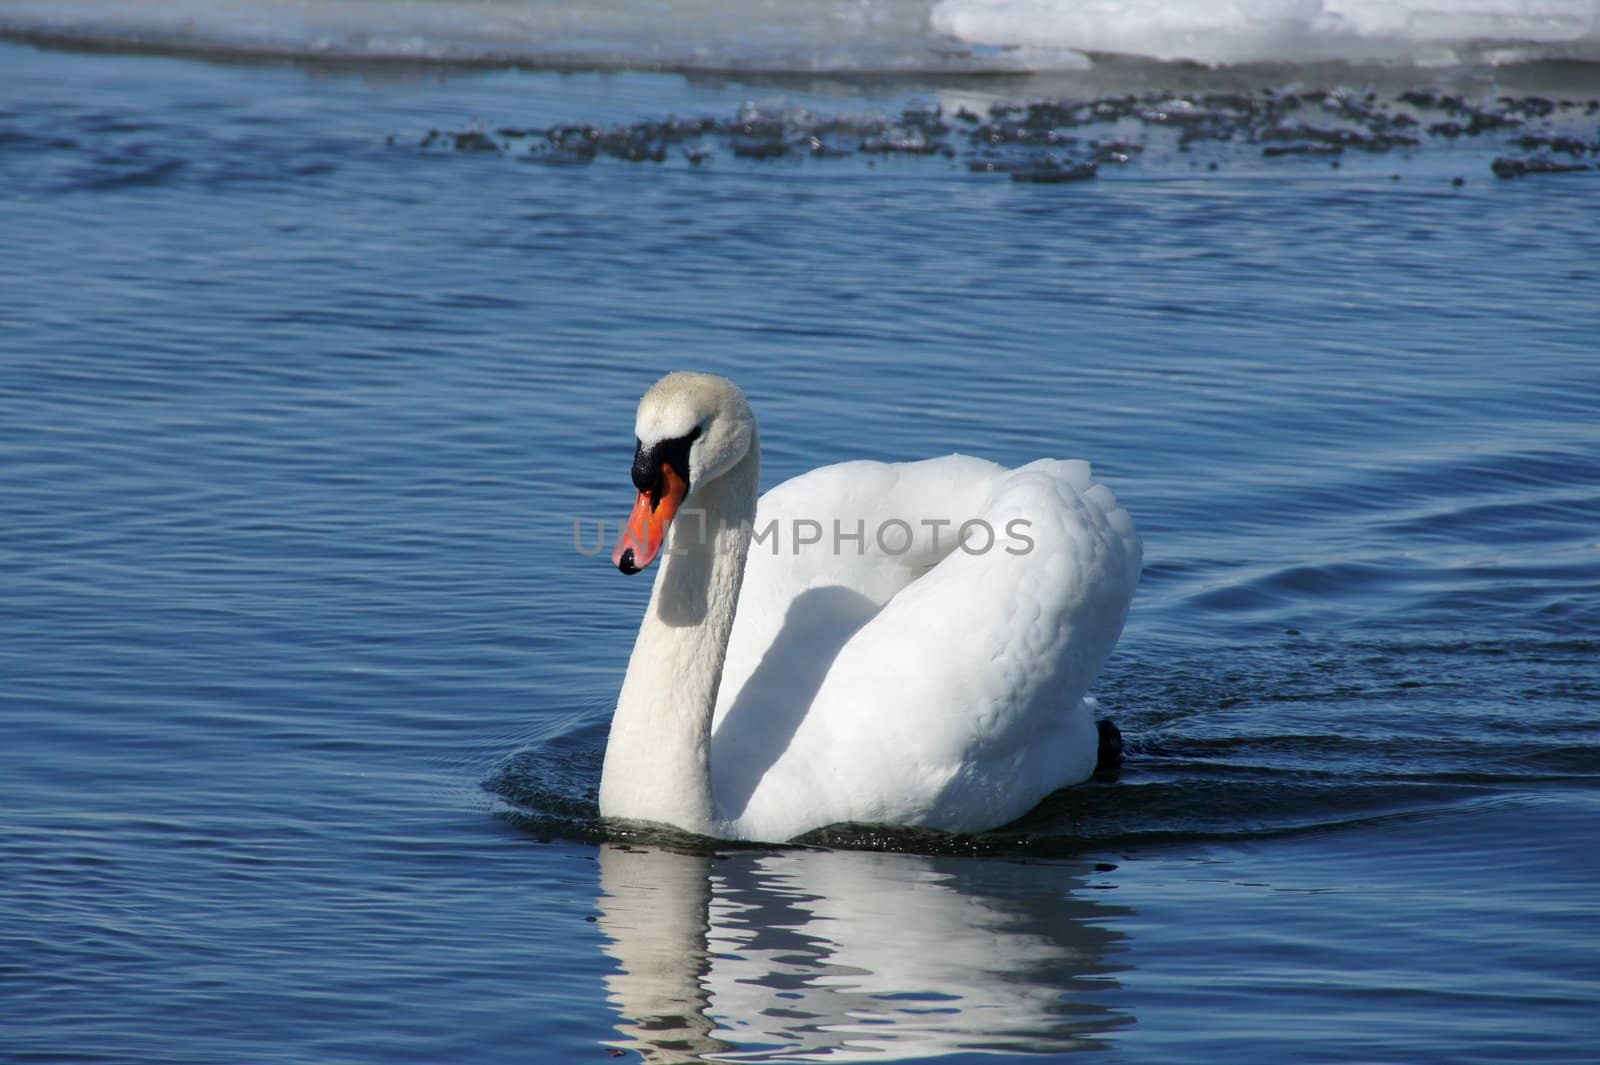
[613,372,754,574]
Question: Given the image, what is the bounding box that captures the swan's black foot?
[1094,718,1124,777]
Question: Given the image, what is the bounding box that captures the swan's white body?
[600,373,1141,843]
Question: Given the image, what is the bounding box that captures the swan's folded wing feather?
[731,459,1141,839]
[743,453,1007,600]
[713,454,1007,732]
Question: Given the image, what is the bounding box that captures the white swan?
[599,372,1141,842]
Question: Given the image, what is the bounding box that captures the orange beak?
[613,461,687,574]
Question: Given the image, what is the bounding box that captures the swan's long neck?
[600,440,758,834]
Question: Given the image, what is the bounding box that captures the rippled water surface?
[2,40,1598,1063]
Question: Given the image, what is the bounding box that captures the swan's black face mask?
[614,428,701,575]
[631,430,698,500]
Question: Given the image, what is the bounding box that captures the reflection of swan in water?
[597,843,1131,1062]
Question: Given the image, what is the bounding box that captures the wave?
[3,0,1598,73]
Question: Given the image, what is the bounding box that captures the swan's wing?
[712,454,1007,733]
[727,459,1141,840]
[746,453,1010,601]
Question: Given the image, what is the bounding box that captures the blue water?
[3,38,1599,1063]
